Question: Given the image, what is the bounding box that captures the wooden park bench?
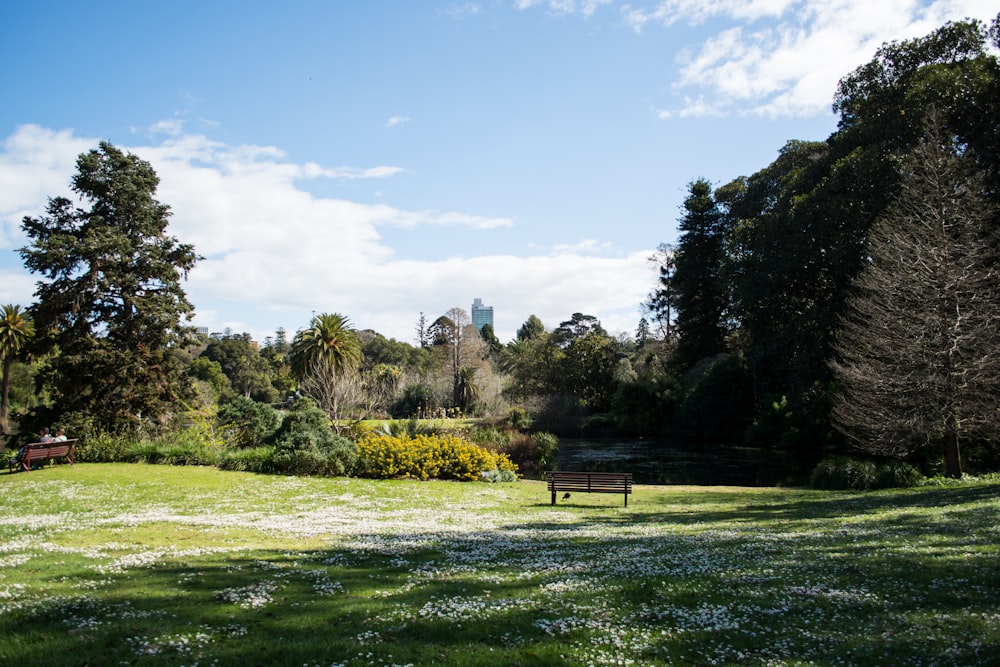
[546,471,633,507]
[8,439,77,473]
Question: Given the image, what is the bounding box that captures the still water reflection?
[556,438,779,486]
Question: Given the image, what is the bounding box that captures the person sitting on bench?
[9,427,56,471]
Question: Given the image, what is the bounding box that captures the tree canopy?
[20,141,199,431]
[290,313,362,380]
[671,179,728,371]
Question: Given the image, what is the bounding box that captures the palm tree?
[0,304,34,432]
[290,313,363,380]
[454,366,481,414]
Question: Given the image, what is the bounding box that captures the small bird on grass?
[563,492,571,499]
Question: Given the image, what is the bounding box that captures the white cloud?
[0,125,94,249]
[149,119,185,136]
[623,0,797,30]
[0,269,37,304]
[640,0,998,117]
[386,115,411,127]
[551,239,613,254]
[515,0,614,18]
[656,95,726,118]
[390,210,514,229]
[442,3,484,20]
[0,125,652,342]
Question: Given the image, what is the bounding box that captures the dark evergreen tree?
[415,312,431,348]
[516,314,545,341]
[634,317,650,347]
[558,331,619,412]
[671,179,728,370]
[643,243,677,341]
[20,142,200,431]
[719,139,836,405]
[478,323,502,359]
[201,334,275,402]
[551,313,606,347]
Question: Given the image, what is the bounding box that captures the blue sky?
[1,1,995,343]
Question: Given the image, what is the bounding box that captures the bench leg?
[551,490,556,505]
[624,493,628,508]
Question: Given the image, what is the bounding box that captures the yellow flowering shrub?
[357,433,518,481]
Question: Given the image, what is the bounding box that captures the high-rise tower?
[471,298,494,332]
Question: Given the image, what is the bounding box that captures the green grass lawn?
[1,464,998,666]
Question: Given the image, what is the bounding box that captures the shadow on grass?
[2,544,585,667]
[532,482,998,527]
[3,481,998,667]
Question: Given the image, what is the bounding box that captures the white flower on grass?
[214,580,280,609]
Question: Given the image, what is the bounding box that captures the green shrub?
[470,426,512,449]
[530,432,559,469]
[811,457,923,490]
[107,429,223,467]
[77,426,223,465]
[76,432,132,463]
[481,468,518,483]
[271,441,357,477]
[121,442,161,463]
[876,460,925,488]
[217,397,280,448]
[581,413,617,432]
[380,417,443,438]
[220,446,278,473]
[270,398,329,443]
[506,407,532,430]
[267,399,357,476]
[494,431,558,477]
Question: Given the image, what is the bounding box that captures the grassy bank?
[1,464,998,666]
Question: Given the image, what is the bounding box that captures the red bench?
[8,439,77,473]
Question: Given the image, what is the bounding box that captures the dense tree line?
[644,16,1000,478]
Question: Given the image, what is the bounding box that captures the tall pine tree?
[671,179,728,370]
[20,142,200,432]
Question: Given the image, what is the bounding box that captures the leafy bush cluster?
[378,417,453,438]
[268,400,357,476]
[217,396,281,448]
[77,398,516,482]
[78,427,222,466]
[810,457,923,490]
[356,432,517,481]
[470,425,558,477]
[503,432,558,477]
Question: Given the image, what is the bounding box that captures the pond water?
[556,438,780,486]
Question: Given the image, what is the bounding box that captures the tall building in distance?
[471,298,494,332]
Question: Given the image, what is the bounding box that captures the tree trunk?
[943,413,962,478]
[1,355,11,433]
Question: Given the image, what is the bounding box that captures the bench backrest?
[25,440,77,459]
[28,444,70,458]
[547,471,632,489]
